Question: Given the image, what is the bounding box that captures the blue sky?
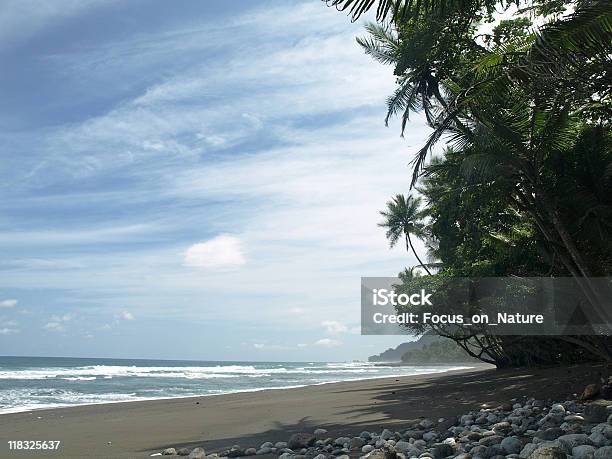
[0,0,431,361]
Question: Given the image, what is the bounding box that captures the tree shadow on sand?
[142,363,608,455]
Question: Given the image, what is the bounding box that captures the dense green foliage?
[347,0,612,367]
[401,339,480,364]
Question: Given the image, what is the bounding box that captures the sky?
[0,0,433,361]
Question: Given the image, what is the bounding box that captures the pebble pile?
[155,395,612,459]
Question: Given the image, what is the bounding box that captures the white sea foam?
[0,363,390,381]
[0,360,473,414]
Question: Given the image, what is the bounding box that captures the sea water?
[0,356,471,413]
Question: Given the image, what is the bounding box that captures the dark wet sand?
[0,363,607,458]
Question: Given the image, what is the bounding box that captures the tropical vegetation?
[327,0,612,367]
[401,339,480,364]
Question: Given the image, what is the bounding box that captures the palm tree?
[379,194,432,275]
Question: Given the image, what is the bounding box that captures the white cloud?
[321,320,348,334]
[0,224,158,247]
[43,313,72,332]
[184,234,246,269]
[0,299,17,308]
[115,311,135,321]
[252,342,293,351]
[0,319,19,335]
[0,327,19,335]
[43,322,65,332]
[314,338,341,348]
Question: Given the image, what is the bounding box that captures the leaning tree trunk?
[406,232,431,275]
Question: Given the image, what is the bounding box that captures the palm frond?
[356,22,400,65]
[322,0,497,23]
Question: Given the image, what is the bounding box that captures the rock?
[581,384,600,401]
[334,437,351,447]
[454,454,471,459]
[363,449,385,459]
[163,448,177,456]
[478,435,503,447]
[360,431,372,440]
[274,442,287,449]
[586,403,612,423]
[227,445,244,458]
[437,418,458,433]
[442,437,456,447]
[278,454,292,459]
[288,433,315,449]
[572,445,596,459]
[394,441,418,456]
[313,455,326,459]
[362,445,374,454]
[536,428,565,441]
[381,429,394,441]
[492,422,512,434]
[591,422,612,440]
[594,446,612,459]
[188,448,206,459]
[557,434,591,453]
[501,437,523,454]
[314,428,328,438]
[382,445,398,459]
[244,448,257,456]
[177,448,190,456]
[589,432,608,447]
[551,405,566,414]
[431,442,454,459]
[528,445,567,459]
[404,430,424,440]
[520,443,540,459]
[469,444,488,457]
[422,432,438,442]
[564,415,585,422]
[255,447,272,455]
[420,419,435,430]
[259,442,273,449]
[475,415,488,425]
[350,437,366,449]
[414,439,426,449]
[488,444,506,457]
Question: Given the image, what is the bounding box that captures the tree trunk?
[406,232,432,275]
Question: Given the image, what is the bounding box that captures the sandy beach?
[1,363,608,458]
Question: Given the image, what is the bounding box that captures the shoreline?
[0,363,606,458]
[372,361,479,367]
[0,364,476,416]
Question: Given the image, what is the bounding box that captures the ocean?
[0,356,471,414]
